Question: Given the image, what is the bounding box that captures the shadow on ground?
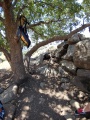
[0,70,89,120]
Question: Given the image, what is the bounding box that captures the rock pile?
[34,33,90,92]
[0,33,90,120]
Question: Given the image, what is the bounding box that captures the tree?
[0,0,90,83]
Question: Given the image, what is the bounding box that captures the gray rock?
[60,60,77,75]
[62,45,75,61]
[25,53,45,66]
[58,67,70,78]
[61,77,70,83]
[37,65,59,77]
[0,88,4,94]
[73,40,90,70]
[61,83,70,90]
[68,33,85,44]
[37,65,48,74]
[77,69,90,79]
[55,42,68,59]
[0,84,18,104]
[71,76,88,92]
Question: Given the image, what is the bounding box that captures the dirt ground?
[0,68,90,120]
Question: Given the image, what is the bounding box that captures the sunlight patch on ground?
[39,88,70,101]
[21,108,30,119]
[49,102,72,116]
[23,97,31,103]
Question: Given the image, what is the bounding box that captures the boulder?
[58,67,70,78]
[77,69,90,79]
[67,33,85,44]
[0,84,18,104]
[55,42,68,59]
[60,60,77,75]
[72,76,89,92]
[38,65,59,77]
[62,45,75,61]
[28,54,44,65]
[73,39,90,70]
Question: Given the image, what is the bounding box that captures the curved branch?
[0,46,11,63]
[67,23,90,38]
[26,23,90,57]
[26,36,66,57]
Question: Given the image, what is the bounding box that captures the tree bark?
[3,0,26,80]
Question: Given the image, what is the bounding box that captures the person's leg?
[83,103,90,112]
[75,103,90,115]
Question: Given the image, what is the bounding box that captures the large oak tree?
[0,0,90,82]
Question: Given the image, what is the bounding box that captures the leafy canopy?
[0,0,89,49]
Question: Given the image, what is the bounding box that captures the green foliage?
[20,0,83,40]
[0,21,10,52]
[0,0,89,50]
[82,0,90,22]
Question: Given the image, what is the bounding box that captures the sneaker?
[75,108,85,115]
[0,101,5,120]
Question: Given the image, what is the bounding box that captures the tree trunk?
[3,1,26,81]
[11,39,26,80]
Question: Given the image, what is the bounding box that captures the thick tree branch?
[67,24,90,38]
[26,23,90,57]
[0,46,11,63]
